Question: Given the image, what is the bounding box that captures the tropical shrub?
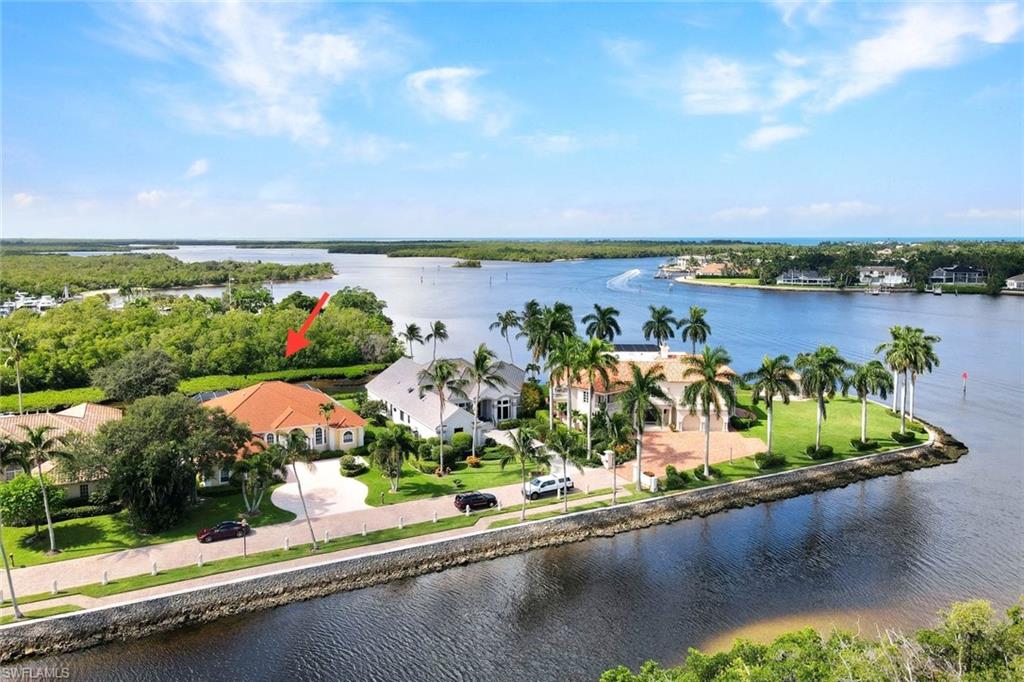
[0,474,65,528]
[754,451,787,470]
[663,465,688,490]
[339,455,368,477]
[805,444,835,459]
[465,455,483,468]
[692,465,722,481]
[729,415,755,431]
[850,438,878,452]
[449,432,474,458]
[91,348,180,402]
[892,431,918,444]
[496,419,522,430]
[519,381,543,417]
[416,460,439,475]
[50,502,122,523]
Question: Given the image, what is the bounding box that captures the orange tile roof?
[201,381,366,433]
[0,403,122,442]
[565,355,736,393]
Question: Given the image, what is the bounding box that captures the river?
[16,246,1024,680]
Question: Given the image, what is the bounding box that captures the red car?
[197,520,249,543]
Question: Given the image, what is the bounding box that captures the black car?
[454,491,498,511]
[197,520,250,543]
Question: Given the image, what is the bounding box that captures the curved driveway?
[271,457,371,517]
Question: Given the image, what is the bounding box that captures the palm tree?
[679,305,711,354]
[682,347,737,477]
[602,411,634,505]
[546,428,586,513]
[618,363,669,491]
[582,304,621,342]
[1,332,28,415]
[842,360,894,443]
[17,425,71,554]
[546,335,582,428]
[523,304,576,429]
[489,310,521,363]
[795,346,851,450]
[318,401,335,425]
[369,425,415,493]
[525,362,541,380]
[279,428,319,550]
[232,441,288,516]
[876,326,909,413]
[642,305,677,348]
[743,354,798,455]
[425,321,449,362]
[499,426,548,522]
[417,359,469,474]
[576,338,617,461]
[399,323,424,358]
[875,328,915,434]
[0,437,24,619]
[465,344,508,457]
[904,328,941,422]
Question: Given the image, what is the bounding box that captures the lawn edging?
[0,422,966,663]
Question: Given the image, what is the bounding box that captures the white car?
[522,474,574,500]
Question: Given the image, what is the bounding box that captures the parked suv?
[454,491,498,511]
[196,520,250,543]
[522,474,573,500]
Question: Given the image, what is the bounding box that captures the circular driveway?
[271,457,371,518]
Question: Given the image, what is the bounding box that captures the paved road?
[7,466,618,597]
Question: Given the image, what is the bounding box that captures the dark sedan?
[197,520,250,543]
[454,491,498,511]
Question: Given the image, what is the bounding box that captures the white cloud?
[790,201,881,217]
[339,134,409,163]
[744,124,808,150]
[682,57,759,114]
[711,206,770,221]
[774,50,809,68]
[946,208,1024,220]
[185,158,209,178]
[516,133,582,155]
[100,4,405,145]
[769,1,833,28]
[404,67,511,134]
[12,192,40,207]
[136,189,168,206]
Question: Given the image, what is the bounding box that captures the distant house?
[930,264,987,285]
[366,357,525,445]
[1005,274,1024,290]
[201,381,366,486]
[857,265,909,287]
[0,403,122,500]
[777,269,834,286]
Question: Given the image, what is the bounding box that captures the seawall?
[0,425,967,663]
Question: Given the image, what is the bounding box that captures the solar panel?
[613,343,659,352]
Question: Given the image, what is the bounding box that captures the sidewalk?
[6,465,618,598]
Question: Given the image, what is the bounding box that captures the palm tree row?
[876,326,941,433]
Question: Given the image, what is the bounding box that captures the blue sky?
[3,1,1023,239]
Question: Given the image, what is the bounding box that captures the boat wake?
[606,268,642,292]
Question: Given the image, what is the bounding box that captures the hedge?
[891,431,918,444]
[754,451,786,470]
[0,387,104,414]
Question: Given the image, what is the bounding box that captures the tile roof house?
[366,357,525,444]
[0,403,122,500]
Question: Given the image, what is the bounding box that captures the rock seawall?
[0,426,966,663]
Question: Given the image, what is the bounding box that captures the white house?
[553,344,738,433]
[777,269,834,286]
[857,265,909,287]
[366,357,525,445]
[1004,274,1024,290]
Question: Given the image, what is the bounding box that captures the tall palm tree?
[842,360,894,443]
[425,321,449,362]
[489,310,521,363]
[602,411,634,505]
[279,428,319,550]
[231,440,288,516]
[743,354,798,455]
[523,304,576,429]
[465,344,508,457]
[1,332,28,415]
[546,335,582,428]
[0,437,24,619]
[682,346,737,477]
[369,425,415,493]
[619,363,669,491]
[417,359,469,474]
[546,428,586,513]
[499,426,548,522]
[581,304,621,342]
[904,328,941,422]
[525,362,541,380]
[399,323,424,358]
[17,425,71,554]
[642,305,678,348]
[795,346,851,450]
[576,338,617,461]
[679,305,711,354]
[875,328,915,434]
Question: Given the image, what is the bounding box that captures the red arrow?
[285,292,330,357]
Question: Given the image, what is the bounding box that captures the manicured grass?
[693,277,760,286]
[356,448,545,506]
[1,488,294,568]
[0,387,104,414]
[490,491,654,528]
[0,604,82,625]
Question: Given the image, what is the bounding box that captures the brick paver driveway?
[619,430,767,478]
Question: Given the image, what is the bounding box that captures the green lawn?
[356,448,544,506]
[693,277,760,286]
[1,487,295,568]
[0,604,82,625]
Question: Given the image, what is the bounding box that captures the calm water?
[17,246,1024,680]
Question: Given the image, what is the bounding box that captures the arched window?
[314,427,325,446]
[266,433,276,444]
[343,431,354,444]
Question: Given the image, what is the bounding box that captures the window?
[496,398,511,421]
[454,427,464,434]
[219,468,230,483]
[314,427,325,446]
[399,410,405,422]
[582,391,589,404]
[79,484,89,499]
[343,431,354,444]
[266,433,275,444]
